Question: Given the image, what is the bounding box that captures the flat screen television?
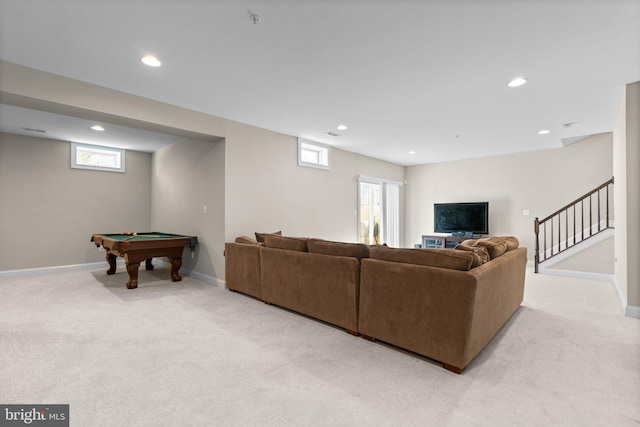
[434,202,489,235]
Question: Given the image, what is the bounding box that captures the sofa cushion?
[308,239,369,260]
[235,236,261,245]
[454,244,490,268]
[472,236,520,259]
[264,234,309,252]
[474,238,508,259]
[369,246,473,271]
[504,236,520,251]
[255,230,282,243]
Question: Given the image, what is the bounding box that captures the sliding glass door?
[359,181,381,244]
[358,177,400,247]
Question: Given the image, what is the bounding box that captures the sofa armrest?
[224,242,262,300]
[463,247,527,365]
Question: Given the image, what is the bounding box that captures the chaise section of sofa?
[358,244,527,373]
[259,236,366,334]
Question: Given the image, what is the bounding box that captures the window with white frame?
[71,142,125,173]
[298,138,331,170]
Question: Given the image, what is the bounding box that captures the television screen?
[434,202,489,235]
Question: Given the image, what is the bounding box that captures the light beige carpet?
[1,267,638,426]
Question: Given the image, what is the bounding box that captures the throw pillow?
[474,237,508,259]
[255,230,282,243]
[454,244,490,267]
[235,236,260,245]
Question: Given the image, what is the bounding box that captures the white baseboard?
[0,260,224,288]
[537,267,614,283]
[152,259,224,287]
[614,276,640,319]
[626,305,640,319]
[0,261,124,277]
[182,269,224,287]
[542,271,639,319]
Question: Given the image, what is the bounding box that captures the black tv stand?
[422,235,479,249]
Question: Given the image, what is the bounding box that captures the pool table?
[91,232,198,289]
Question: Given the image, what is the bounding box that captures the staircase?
[534,177,614,273]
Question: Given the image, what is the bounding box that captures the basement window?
[71,142,125,173]
[298,138,331,170]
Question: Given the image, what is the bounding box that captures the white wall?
[613,90,628,303]
[151,138,225,280]
[550,236,614,274]
[2,62,628,287]
[224,121,405,245]
[626,82,640,309]
[0,62,406,280]
[614,81,640,314]
[406,133,613,270]
[0,133,151,270]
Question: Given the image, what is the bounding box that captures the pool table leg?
[106,253,117,275]
[145,258,154,270]
[125,262,140,289]
[169,258,183,282]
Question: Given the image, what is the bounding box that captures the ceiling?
[0,0,639,165]
[0,104,187,152]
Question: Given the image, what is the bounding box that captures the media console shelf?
[422,235,478,249]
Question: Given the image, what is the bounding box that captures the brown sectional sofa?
[224,234,526,373]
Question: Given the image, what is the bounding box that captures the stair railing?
[534,177,614,273]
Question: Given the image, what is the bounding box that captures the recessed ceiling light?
[91,125,105,132]
[408,151,416,155]
[141,55,161,67]
[538,129,551,135]
[337,124,348,131]
[508,77,527,87]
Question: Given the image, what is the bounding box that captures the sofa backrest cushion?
[264,234,309,252]
[255,230,282,243]
[454,244,490,268]
[308,239,370,260]
[369,246,473,271]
